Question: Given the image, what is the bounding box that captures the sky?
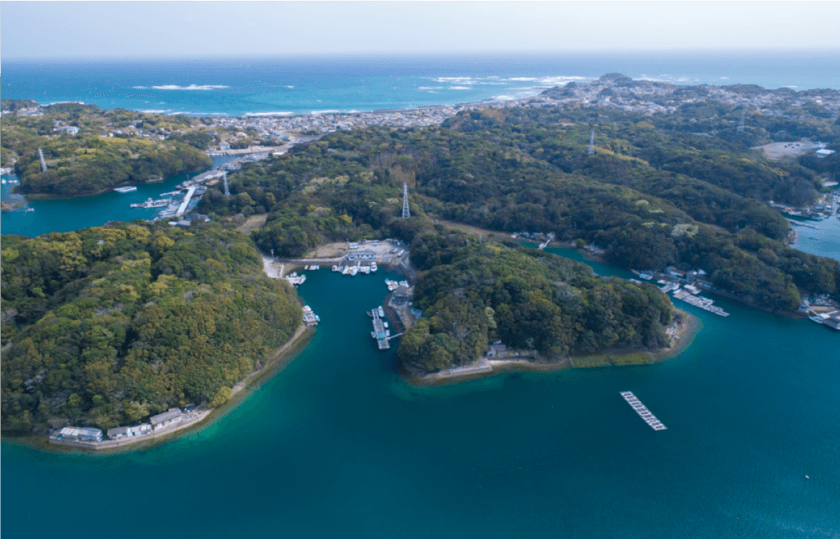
[2,1,840,60]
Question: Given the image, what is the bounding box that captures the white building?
[150,408,183,430]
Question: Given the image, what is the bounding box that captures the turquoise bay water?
[0,156,236,238]
[3,261,839,538]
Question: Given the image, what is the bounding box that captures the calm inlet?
[3,248,839,538]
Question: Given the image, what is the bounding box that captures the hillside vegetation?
[1,102,212,197]
[1,222,302,432]
[198,106,840,315]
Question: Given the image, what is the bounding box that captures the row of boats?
[385,279,410,292]
[332,262,377,276]
[672,289,730,317]
[283,272,306,287]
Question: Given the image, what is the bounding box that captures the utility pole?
[38,148,48,172]
[737,110,745,133]
[402,183,410,219]
[588,130,595,156]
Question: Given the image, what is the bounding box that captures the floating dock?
[672,289,729,317]
[620,392,667,431]
[371,309,390,350]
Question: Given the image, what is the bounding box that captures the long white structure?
[176,186,197,216]
[620,391,667,431]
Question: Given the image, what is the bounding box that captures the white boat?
[332,265,339,272]
[25,208,35,213]
[350,266,358,276]
[1,180,6,185]
[384,321,389,329]
[378,306,385,318]
[114,186,138,193]
[370,262,377,272]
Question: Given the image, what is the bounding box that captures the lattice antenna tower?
[38,148,48,172]
[588,130,595,156]
[223,172,231,198]
[402,183,410,219]
[737,110,746,133]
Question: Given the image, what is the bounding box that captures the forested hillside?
[1,223,302,432]
[1,102,212,197]
[198,106,840,314]
[400,232,674,372]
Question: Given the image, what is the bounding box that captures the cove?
[0,155,237,238]
[3,249,839,538]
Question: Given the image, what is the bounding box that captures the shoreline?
[4,322,314,455]
[402,309,701,388]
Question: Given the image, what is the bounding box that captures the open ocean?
[2,53,840,538]
[4,51,840,116]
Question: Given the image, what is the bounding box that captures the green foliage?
[1,222,301,431]
[398,239,673,372]
[1,105,212,197]
[209,386,233,408]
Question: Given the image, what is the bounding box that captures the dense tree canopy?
[400,236,674,372]
[1,222,302,432]
[199,106,840,313]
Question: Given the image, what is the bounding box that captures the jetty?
[787,218,820,230]
[176,186,197,216]
[620,391,667,431]
[371,308,390,350]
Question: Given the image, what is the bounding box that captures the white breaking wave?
[311,109,341,115]
[493,95,516,101]
[537,76,589,86]
[434,77,473,83]
[245,111,294,117]
[508,77,538,82]
[140,109,169,114]
[151,84,230,91]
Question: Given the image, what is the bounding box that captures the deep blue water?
[4,51,840,117]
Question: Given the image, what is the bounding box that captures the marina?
[620,391,667,431]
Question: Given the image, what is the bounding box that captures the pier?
[371,309,390,350]
[672,289,729,317]
[176,186,197,216]
[620,392,667,431]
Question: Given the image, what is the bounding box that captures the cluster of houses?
[53,407,187,444]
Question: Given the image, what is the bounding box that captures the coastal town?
[4,73,839,157]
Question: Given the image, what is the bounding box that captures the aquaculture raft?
[620,391,667,431]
